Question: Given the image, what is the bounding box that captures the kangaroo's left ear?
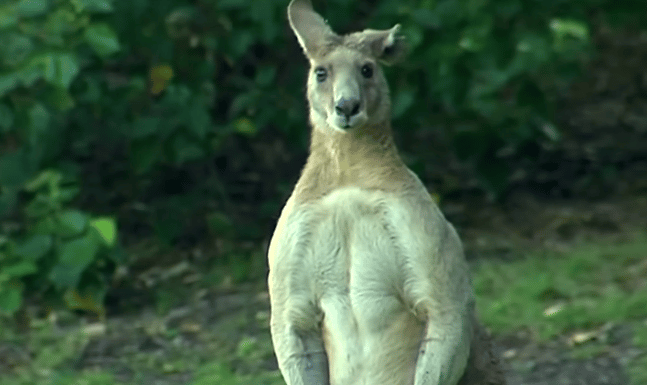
[288,0,339,59]
[349,24,406,65]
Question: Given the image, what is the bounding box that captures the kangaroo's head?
[288,0,405,133]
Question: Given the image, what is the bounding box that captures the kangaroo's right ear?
[288,0,338,59]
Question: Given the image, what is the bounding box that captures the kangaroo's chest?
[291,187,424,385]
[308,187,405,306]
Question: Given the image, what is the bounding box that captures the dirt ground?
[63,191,644,385]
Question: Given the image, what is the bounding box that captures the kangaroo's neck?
[293,120,414,202]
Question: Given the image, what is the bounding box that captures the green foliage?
[0,238,37,314]
[367,0,592,195]
[0,0,644,318]
[0,170,118,316]
[0,0,121,316]
[0,0,120,220]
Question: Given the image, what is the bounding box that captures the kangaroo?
[267,1,506,384]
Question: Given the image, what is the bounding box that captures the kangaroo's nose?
[335,98,360,119]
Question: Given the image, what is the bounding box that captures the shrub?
[0,0,642,315]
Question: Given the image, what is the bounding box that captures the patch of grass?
[473,233,647,384]
[1,371,119,385]
[568,342,609,359]
[629,321,647,385]
[473,233,647,340]
[628,354,647,385]
[0,319,123,385]
[190,361,283,385]
[633,321,647,346]
[3,233,644,385]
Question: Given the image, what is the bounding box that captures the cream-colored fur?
[268,1,478,384]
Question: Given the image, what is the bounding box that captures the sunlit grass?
[473,233,647,384]
[474,233,647,339]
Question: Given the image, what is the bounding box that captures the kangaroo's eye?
[314,67,327,83]
[360,64,373,79]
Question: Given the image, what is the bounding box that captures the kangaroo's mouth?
[328,111,367,132]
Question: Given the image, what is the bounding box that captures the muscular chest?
[278,188,422,329]
[283,188,425,384]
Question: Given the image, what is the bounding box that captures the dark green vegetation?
[1,0,646,384]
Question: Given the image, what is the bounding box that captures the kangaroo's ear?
[288,0,338,59]
[351,24,406,65]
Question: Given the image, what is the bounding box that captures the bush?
[0,0,642,316]
[0,0,121,316]
[1,170,117,316]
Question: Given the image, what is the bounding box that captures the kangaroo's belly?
[306,188,425,385]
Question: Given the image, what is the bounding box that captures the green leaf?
[33,217,55,234]
[0,33,34,68]
[17,0,50,18]
[0,73,19,97]
[149,64,173,95]
[55,53,80,88]
[59,235,100,267]
[48,263,85,289]
[229,31,254,59]
[24,194,53,218]
[130,139,161,174]
[39,54,57,83]
[15,64,43,87]
[64,287,105,315]
[0,150,30,188]
[58,186,80,202]
[15,235,53,260]
[47,86,76,111]
[28,103,51,145]
[0,286,22,315]
[549,19,589,41]
[232,118,257,136]
[76,0,114,13]
[173,135,204,164]
[130,116,161,138]
[90,217,117,246]
[56,210,88,237]
[77,76,102,103]
[187,104,211,139]
[43,7,76,42]
[0,103,14,132]
[255,66,276,87]
[2,261,37,278]
[24,169,62,192]
[84,23,120,58]
[0,6,18,29]
[0,188,18,216]
[50,235,100,288]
